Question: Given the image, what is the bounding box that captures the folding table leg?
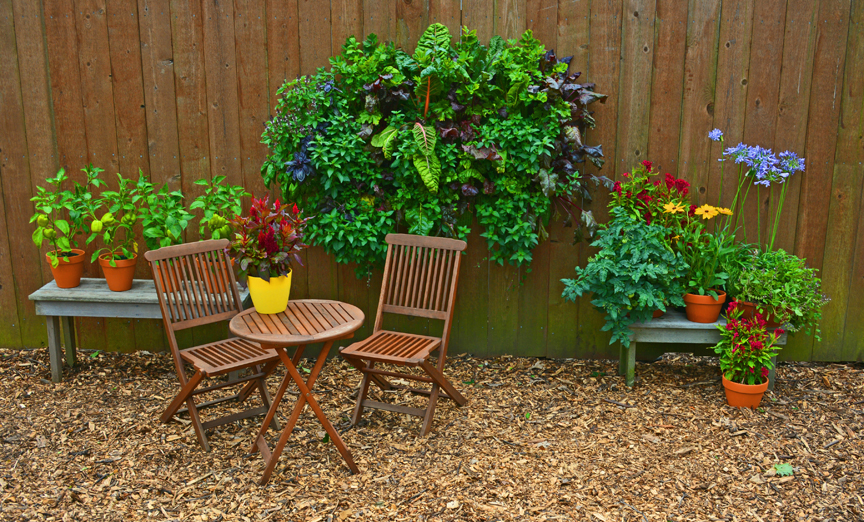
[257,342,358,485]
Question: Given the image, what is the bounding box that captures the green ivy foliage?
[561,207,689,347]
[261,24,609,276]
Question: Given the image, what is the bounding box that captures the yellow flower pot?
[247,271,292,314]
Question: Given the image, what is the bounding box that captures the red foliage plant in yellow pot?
[713,301,784,409]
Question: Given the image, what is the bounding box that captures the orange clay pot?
[47,249,85,289]
[722,375,768,409]
[99,253,137,292]
[683,290,726,323]
[652,309,665,319]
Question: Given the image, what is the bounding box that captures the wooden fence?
[1,0,861,361]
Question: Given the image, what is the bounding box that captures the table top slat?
[229,300,365,346]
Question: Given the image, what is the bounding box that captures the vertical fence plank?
[452,222,489,357]
[0,0,44,348]
[77,0,138,353]
[495,0,527,41]
[556,0,590,73]
[646,0,688,173]
[202,0,242,188]
[676,0,721,207]
[527,0,557,49]
[706,0,753,209]
[0,179,23,348]
[462,0,493,43]
[843,183,864,360]
[739,0,786,247]
[396,0,428,53]
[615,0,656,170]
[363,0,396,43]
[331,0,362,51]
[234,0,271,198]
[13,0,57,288]
[137,0,181,187]
[817,0,862,361]
[429,0,460,38]
[577,0,621,358]
[298,0,331,73]
[769,0,818,254]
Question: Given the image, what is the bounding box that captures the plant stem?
[757,185,761,250]
[736,180,752,243]
[423,77,431,119]
[768,182,788,251]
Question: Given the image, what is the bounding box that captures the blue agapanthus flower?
[708,129,724,142]
[778,151,805,174]
[723,143,750,164]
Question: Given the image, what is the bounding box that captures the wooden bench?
[621,308,786,389]
[28,278,249,382]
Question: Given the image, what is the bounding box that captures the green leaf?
[370,126,399,159]
[413,154,441,193]
[412,123,436,156]
[54,219,70,235]
[32,228,43,246]
[413,23,451,64]
[774,463,794,477]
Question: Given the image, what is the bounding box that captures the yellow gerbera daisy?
[663,202,685,214]
[717,207,733,215]
[694,204,719,220]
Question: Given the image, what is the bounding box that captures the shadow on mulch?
[0,347,862,521]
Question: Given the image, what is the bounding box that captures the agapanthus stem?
[757,185,762,249]
[736,179,752,243]
[768,182,788,251]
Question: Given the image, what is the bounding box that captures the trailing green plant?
[190,175,249,240]
[30,165,105,267]
[735,249,829,339]
[261,23,609,276]
[713,300,783,385]
[86,173,141,265]
[136,177,193,250]
[561,206,689,348]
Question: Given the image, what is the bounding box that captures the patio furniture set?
[28,233,770,484]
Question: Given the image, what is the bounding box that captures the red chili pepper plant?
[713,300,783,385]
[228,196,309,282]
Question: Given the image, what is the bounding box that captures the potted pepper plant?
[229,196,308,314]
[30,166,105,288]
[137,176,193,291]
[713,301,784,409]
[189,176,248,291]
[87,173,141,292]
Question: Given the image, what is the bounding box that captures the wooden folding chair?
[339,233,468,436]
[144,239,281,451]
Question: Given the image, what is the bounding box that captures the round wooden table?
[229,299,365,484]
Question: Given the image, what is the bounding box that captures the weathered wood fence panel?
[1,0,861,361]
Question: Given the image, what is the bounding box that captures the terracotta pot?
[47,249,86,289]
[738,300,757,320]
[722,375,768,409]
[652,309,665,319]
[194,257,235,294]
[738,301,785,327]
[99,254,137,292]
[683,290,727,323]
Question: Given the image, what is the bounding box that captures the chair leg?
[340,350,392,390]
[420,383,440,436]
[161,370,205,423]
[255,375,281,432]
[419,361,467,406]
[185,397,210,452]
[351,362,375,425]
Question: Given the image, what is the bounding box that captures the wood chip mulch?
[0,347,862,521]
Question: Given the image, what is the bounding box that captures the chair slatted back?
[374,234,467,351]
[144,240,243,332]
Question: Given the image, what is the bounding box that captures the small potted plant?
[229,196,308,314]
[87,173,141,292]
[30,166,105,288]
[713,301,784,409]
[735,249,829,337]
[137,176,193,291]
[561,205,689,348]
[190,175,248,240]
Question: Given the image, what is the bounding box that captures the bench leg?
[619,341,636,388]
[767,355,777,391]
[62,317,77,368]
[46,316,63,383]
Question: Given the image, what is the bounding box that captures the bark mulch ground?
[0,347,862,521]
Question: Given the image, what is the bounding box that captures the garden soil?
[0,348,861,521]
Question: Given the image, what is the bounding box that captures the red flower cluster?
[257,227,278,255]
[715,300,784,385]
[664,173,690,195]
